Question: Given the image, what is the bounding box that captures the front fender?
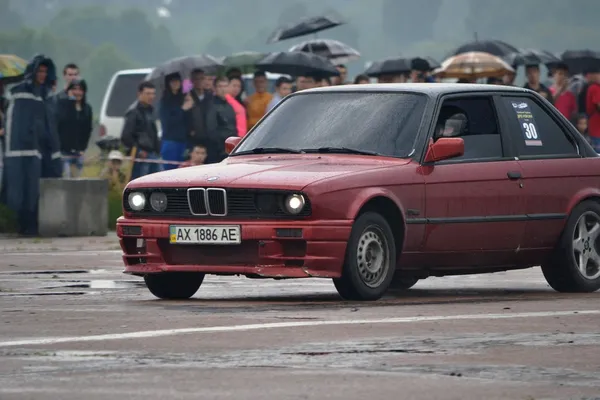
[346,187,407,221]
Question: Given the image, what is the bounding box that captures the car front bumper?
[116,217,353,278]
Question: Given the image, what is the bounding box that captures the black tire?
[144,272,205,299]
[541,200,600,293]
[388,275,419,290]
[333,212,397,300]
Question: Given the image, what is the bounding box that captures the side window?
[501,97,578,158]
[434,97,503,161]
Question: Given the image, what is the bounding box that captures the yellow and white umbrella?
[433,51,514,79]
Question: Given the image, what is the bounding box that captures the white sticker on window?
[511,101,542,146]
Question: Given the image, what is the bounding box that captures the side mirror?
[424,137,464,163]
[225,136,242,154]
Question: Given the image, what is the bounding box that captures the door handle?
[507,171,521,180]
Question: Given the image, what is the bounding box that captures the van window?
[105,73,161,117]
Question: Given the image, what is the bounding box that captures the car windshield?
[232,92,428,158]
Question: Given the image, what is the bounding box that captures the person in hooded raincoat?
[1,54,59,236]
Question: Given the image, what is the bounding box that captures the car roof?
[300,83,533,96]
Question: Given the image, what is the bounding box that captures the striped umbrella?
[289,39,360,64]
[0,54,27,83]
[433,51,515,79]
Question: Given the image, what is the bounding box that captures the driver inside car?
[434,106,468,139]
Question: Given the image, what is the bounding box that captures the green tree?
[0,0,24,32]
[47,6,181,65]
[80,43,137,112]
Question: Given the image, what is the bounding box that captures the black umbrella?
[267,16,344,44]
[288,38,360,64]
[448,39,519,58]
[411,57,440,71]
[363,57,412,77]
[145,54,224,82]
[504,48,560,67]
[256,51,339,77]
[561,50,600,75]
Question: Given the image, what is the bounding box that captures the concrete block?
[39,178,109,237]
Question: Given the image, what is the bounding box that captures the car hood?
[127,155,411,190]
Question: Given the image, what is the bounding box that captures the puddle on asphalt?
[0,291,87,297]
[1,269,89,275]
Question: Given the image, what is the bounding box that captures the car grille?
[123,188,312,219]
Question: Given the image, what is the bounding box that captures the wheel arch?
[566,189,600,216]
[348,189,407,255]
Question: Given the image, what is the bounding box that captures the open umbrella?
[363,56,412,77]
[434,51,515,79]
[267,15,344,44]
[222,51,267,74]
[288,39,360,64]
[256,51,339,77]
[145,54,223,82]
[504,48,560,67]
[448,40,519,58]
[411,57,440,71]
[561,50,600,75]
[0,54,27,83]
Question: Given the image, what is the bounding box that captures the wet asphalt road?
[1,234,600,400]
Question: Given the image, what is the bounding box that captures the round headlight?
[284,194,305,214]
[128,192,146,211]
[150,192,168,212]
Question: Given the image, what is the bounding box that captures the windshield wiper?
[232,147,304,156]
[301,147,381,156]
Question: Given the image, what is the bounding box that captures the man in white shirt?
[267,76,293,112]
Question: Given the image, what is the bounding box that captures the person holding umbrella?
[524,63,553,103]
[159,72,191,170]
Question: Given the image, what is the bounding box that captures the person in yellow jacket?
[245,71,272,130]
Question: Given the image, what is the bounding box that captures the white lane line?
[0,309,597,348]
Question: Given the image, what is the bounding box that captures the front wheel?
[541,200,600,293]
[388,275,419,290]
[144,272,205,299]
[333,212,397,301]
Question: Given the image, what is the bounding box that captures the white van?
[98,69,289,139]
[98,68,162,138]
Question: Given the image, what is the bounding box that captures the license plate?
[169,225,241,245]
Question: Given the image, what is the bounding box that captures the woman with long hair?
[159,72,192,170]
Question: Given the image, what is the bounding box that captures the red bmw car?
[117,83,600,301]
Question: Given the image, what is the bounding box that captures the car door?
[419,94,527,268]
[496,94,591,263]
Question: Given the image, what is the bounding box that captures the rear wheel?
[333,212,397,300]
[144,272,205,299]
[541,201,600,293]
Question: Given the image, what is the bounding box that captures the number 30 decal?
[522,122,538,139]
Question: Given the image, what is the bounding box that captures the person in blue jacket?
[159,72,191,170]
[2,54,58,236]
